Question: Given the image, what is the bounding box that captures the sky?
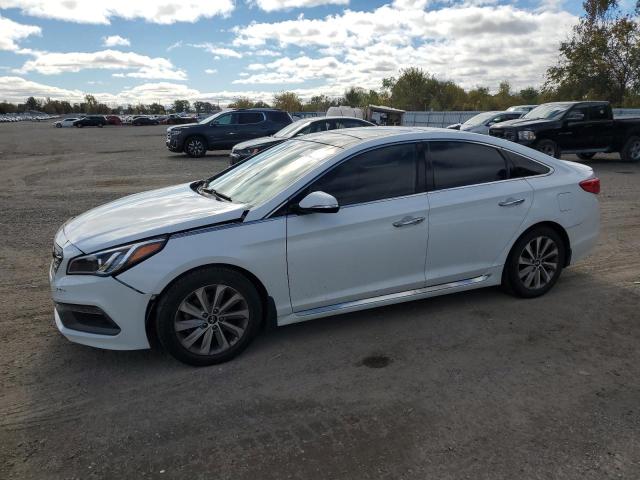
[0,0,590,106]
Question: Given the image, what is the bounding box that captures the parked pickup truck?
[489,101,640,162]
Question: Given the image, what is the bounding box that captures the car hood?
[64,182,247,253]
[490,118,553,129]
[232,136,284,151]
[167,123,199,133]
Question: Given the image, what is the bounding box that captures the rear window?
[268,111,292,123]
[505,151,550,177]
[238,112,264,124]
[429,141,508,190]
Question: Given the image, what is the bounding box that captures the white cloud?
[0,14,41,51]
[0,0,234,24]
[16,49,186,80]
[251,0,349,11]
[205,68,218,74]
[188,43,243,58]
[232,3,577,90]
[103,35,130,47]
[251,48,282,57]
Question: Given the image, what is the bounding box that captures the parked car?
[50,127,600,365]
[229,116,374,164]
[105,115,122,126]
[73,115,107,128]
[166,114,197,125]
[166,108,293,157]
[54,117,79,128]
[132,116,160,126]
[456,111,524,135]
[489,101,640,161]
[507,105,537,113]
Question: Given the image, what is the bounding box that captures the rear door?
[237,111,268,142]
[586,104,615,149]
[286,142,429,312]
[557,105,590,151]
[425,141,533,285]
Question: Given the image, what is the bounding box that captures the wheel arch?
[144,262,274,347]
[508,221,572,269]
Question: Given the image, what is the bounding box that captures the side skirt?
[277,274,498,326]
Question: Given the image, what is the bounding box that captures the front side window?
[212,113,235,125]
[306,143,419,206]
[430,141,507,190]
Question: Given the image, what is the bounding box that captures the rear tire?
[503,226,566,298]
[185,136,207,158]
[621,135,640,162]
[535,139,560,158]
[155,267,263,366]
[577,153,595,160]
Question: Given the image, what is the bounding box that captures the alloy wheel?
[174,284,249,355]
[517,236,559,290]
[630,140,640,161]
[187,139,205,156]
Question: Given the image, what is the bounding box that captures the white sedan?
[54,117,79,128]
[49,128,600,365]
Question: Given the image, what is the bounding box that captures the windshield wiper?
[198,185,232,202]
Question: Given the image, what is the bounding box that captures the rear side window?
[335,119,368,128]
[505,150,550,177]
[308,143,419,206]
[299,120,328,135]
[238,112,264,124]
[268,111,292,123]
[429,141,508,190]
[589,105,608,120]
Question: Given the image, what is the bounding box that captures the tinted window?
[336,119,368,128]
[213,113,234,125]
[589,105,608,120]
[268,111,292,123]
[505,150,550,177]
[430,141,508,190]
[239,112,264,124]
[307,143,418,206]
[298,120,328,135]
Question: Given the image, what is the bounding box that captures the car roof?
[297,126,447,148]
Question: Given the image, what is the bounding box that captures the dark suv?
[166,109,293,157]
[74,115,107,128]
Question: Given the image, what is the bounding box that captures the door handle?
[393,216,425,227]
[499,198,525,207]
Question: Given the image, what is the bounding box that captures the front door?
[286,142,429,312]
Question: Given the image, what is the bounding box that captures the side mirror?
[295,191,339,214]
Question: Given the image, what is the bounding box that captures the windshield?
[463,112,498,126]
[273,119,309,138]
[198,111,227,124]
[206,140,340,207]
[524,103,573,120]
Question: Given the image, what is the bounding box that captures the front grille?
[56,303,121,335]
[490,128,516,142]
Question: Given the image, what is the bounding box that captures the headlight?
[67,238,166,276]
[518,130,536,141]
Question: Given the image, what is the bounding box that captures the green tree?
[25,96,39,111]
[172,99,191,113]
[546,0,640,104]
[273,91,302,112]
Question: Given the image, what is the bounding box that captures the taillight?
[579,177,600,194]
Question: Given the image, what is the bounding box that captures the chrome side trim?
[295,274,490,317]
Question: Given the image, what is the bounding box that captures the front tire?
[155,267,263,366]
[621,135,640,162]
[184,136,207,158]
[535,139,560,158]
[503,226,566,298]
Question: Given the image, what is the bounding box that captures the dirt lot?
[1,122,639,479]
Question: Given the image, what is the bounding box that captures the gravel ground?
[1,122,639,479]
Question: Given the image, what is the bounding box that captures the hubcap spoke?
[219,293,242,314]
[194,287,211,313]
[219,309,249,320]
[200,328,214,354]
[175,319,203,332]
[214,327,230,350]
[219,320,245,337]
[179,301,204,319]
[182,326,207,349]
[212,285,227,310]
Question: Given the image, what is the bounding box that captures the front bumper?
[50,229,152,350]
[165,133,183,152]
[229,151,248,165]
